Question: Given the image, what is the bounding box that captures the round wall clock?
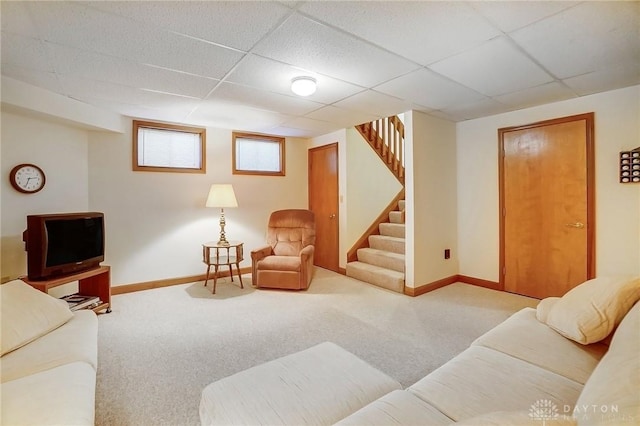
[9,163,46,194]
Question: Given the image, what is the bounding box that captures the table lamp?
[206,184,238,246]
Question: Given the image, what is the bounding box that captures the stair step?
[369,235,405,254]
[357,248,404,272]
[398,200,405,211]
[379,222,405,238]
[346,261,405,293]
[389,210,404,224]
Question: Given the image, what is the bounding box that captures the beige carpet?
[95,268,537,426]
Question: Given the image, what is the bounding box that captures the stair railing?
[355,115,405,184]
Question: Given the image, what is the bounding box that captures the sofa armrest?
[251,245,273,262]
[299,245,315,289]
[299,245,314,261]
[251,245,273,286]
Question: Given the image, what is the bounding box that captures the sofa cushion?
[473,308,607,384]
[199,342,402,425]
[538,276,640,345]
[455,410,577,425]
[257,255,301,272]
[1,361,96,426]
[1,310,98,383]
[573,301,640,424]
[336,390,452,425]
[0,280,73,356]
[408,346,583,423]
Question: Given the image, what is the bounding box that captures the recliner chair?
[251,209,316,290]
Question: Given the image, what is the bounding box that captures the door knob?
[565,222,585,229]
[329,214,336,219]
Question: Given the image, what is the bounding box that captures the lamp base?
[218,208,230,246]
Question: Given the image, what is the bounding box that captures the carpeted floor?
[95,268,537,426]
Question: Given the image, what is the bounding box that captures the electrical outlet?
[444,249,451,259]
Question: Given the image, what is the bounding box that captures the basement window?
[133,120,206,173]
[232,132,285,176]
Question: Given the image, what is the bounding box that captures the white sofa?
[200,276,640,425]
[0,279,98,425]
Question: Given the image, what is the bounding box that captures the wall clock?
[9,163,46,194]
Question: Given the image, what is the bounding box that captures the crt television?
[23,212,105,280]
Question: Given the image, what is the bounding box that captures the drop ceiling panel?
[429,36,554,96]
[49,44,219,99]
[134,33,244,79]
[511,1,640,79]
[28,2,160,57]
[253,14,419,87]
[470,1,579,33]
[225,54,364,104]
[494,82,577,109]
[299,1,501,66]
[439,98,512,121]
[281,116,339,135]
[1,33,54,72]
[82,1,291,51]
[211,82,323,116]
[375,68,486,110]
[305,105,378,128]
[1,2,40,38]
[29,2,244,78]
[58,77,202,110]
[333,90,417,118]
[188,101,290,132]
[563,65,640,96]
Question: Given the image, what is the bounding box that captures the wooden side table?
[202,241,244,294]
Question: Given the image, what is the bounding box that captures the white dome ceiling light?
[291,76,317,97]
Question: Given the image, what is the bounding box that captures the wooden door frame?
[308,143,340,272]
[498,112,596,291]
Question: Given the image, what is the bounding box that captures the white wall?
[405,111,458,288]
[457,85,640,282]
[1,111,91,281]
[89,119,309,286]
[345,128,403,255]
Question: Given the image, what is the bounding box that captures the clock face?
[10,164,46,194]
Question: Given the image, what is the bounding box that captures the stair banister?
[355,115,405,185]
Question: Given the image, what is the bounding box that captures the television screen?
[45,216,104,267]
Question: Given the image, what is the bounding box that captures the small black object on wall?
[619,147,640,183]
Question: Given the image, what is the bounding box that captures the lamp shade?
[206,184,238,208]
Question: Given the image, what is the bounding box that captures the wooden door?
[308,143,339,271]
[499,113,595,298]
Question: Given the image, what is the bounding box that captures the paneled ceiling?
[1,1,638,137]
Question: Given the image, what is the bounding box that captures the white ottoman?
[199,342,402,425]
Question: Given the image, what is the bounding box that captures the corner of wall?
[404,110,459,288]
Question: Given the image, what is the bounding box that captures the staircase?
[346,199,406,293]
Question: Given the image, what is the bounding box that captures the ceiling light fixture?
[291,76,317,97]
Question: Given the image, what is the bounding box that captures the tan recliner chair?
[251,209,316,290]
